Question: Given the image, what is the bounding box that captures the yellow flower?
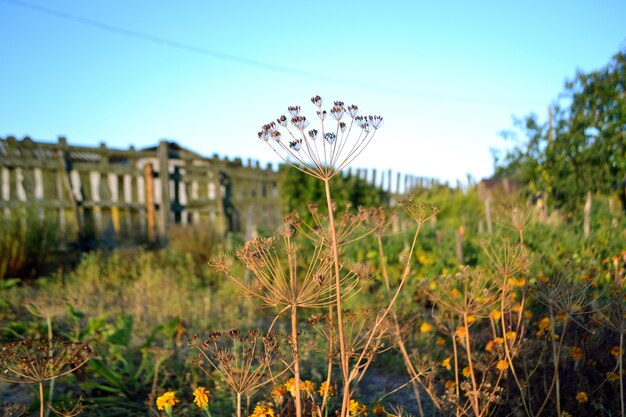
[496,360,509,371]
[575,391,588,404]
[462,367,471,378]
[466,315,476,324]
[607,371,620,382]
[436,337,446,346]
[156,391,179,411]
[442,356,451,370]
[450,288,461,298]
[505,331,516,341]
[272,385,286,399]
[490,309,502,321]
[250,405,275,417]
[318,381,334,397]
[420,322,433,333]
[301,380,315,395]
[284,378,297,397]
[372,404,384,415]
[494,337,504,344]
[610,346,622,358]
[524,310,533,320]
[193,386,210,409]
[556,311,567,321]
[569,347,584,362]
[485,340,495,353]
[349,400,367,416]
[538,317,552,332]
[455,326,468,338]
[444,380,456,390]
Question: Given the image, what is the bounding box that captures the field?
[1,179,625,417]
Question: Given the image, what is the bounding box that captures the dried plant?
[189,330,288,417]
[0,402,28,417]
[0,338,93,417]
[49,398,84,417]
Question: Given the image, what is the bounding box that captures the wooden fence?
[0,136,452,247]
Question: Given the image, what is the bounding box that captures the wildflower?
[450,288,461,298]
[442,357,451,370]
[462,367,471,378]
[524,310,533,320]
[455,326,468,338]
[436,337,446,346]
[372,404,384,415]
[284,378,297,397]
[496,360,509,371]
[575,391,588,404]
[349,400,368,416]
[505,331,516,341]
[485,340,495,353]
[156,392,179,416]
[556,311,567,321]
[466,315,476,324]
[607,371,620,382]
[301,380,315,395]
[490,309,502,321]
[569,347,584,362]
[193,386,210,410]
[318,381,334,397]
[444,380,456,390]
[250,404,275,417]
[537,317,552,332]
[610,346,622,358]
[420,322,433,333]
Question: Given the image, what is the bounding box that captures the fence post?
[145,163,156,244]
[157,140,170,245]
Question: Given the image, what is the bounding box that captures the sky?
[1,0,625,185]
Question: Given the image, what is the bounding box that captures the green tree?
[279,165,389,217]
[495,49,626,213]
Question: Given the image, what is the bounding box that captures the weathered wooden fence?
[0,136,452,248]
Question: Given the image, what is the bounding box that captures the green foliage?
[279,165,389,217]
[0,210,56,280]
[495,49,626,213]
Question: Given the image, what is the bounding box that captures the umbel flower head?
[258,96,383,180]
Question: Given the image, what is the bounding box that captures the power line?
[1,0,544,107]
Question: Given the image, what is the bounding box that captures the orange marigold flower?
[372,404,384,415]
[607,371,620,382]
[485,340,495,353]
[444,380,456,390]
[611,346,622,358]
[156,391,179,411]
[349,400,367,416]
[462,367,471,378]
[420,322,433,333]
[193,386,210,409]
[450,288,461,298]
[538,317,552,332]
[490,309,502,321]
[496,360,509,371]
[250,404,275,417]
[575,391,588,404]
[442,357,452,370]
[505,331,516,341]
[318,381,334,397]
[569,347,584,362]
[436,337,446,346]
[455,326,468,338]
[466,315,476,324]
[301,380,315,395]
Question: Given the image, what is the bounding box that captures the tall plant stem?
[323,178,350,417]
[618,326,624,417]
[45,316,54,417]
[291,305,303,417]
[236,392,242,417]
[39,381,45,417]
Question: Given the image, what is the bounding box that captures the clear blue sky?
[1,0,624,184]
